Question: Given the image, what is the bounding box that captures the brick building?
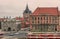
[26,7,60,39]
[23,4,32,28]
[29,7,59,32]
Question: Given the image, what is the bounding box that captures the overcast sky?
[0,0,59,18]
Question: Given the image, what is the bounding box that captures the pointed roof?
[31,7,58,15]
[23,4,31,13]
[26,4,29,11]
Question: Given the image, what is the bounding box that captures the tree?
[17,24,21,31]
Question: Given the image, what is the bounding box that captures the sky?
[0,0,59,18]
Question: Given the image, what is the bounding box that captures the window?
[52,17,56,24]
[45,16,48,20]
[41,25,48,32]
[52,17,55,20]
[38,17,39,20]
[40,17,42,24]
[41,17,42,20]
[48,26,51,32]
[4,29,6,31]
[39,17,41,20]
[33,26,35,30]
[39,25,42,32]
[45,16,48,24]
[32,17,34,20]
[55,27,57,31]
[38,21,39,24]
[13,29,15,31]
[32,21,34,23]
[35,17,36,20]
[32,17,36,21]
[48,25,55,32]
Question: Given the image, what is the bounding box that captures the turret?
[23,4,32,21]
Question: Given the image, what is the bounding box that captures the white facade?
[1,18,21,33]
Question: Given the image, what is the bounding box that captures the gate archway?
[8,27,11,31]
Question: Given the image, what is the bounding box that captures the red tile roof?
[31,7,58,15]
[0,18,8,21]
[0,18,4,20]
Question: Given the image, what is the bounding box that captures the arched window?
[4,29,6,31]
[13,29,15,31]
[8,27,11,31]
[55,27,57,31]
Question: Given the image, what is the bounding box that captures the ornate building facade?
[27,7,60,39]
[23,4,32,22]
[23,5,32,28]
[1,17,21,33]
[29,7,59,32]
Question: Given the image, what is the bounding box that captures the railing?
[27,32,60,38]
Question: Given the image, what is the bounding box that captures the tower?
[23,4,32,21]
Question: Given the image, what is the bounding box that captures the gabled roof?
[31,7,58,15]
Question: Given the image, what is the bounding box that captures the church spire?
[23,4,31,13]
[26,4,29,10]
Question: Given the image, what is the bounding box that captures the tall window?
[32,25,35,31]
[39,17,41,24]
[38,21,39,24]
[39,25,42,32]
[32,21,34,24]
[55,17,58,24]
[45,16,48,24]
[45,16,48,20]
[35,17,36,20]
[32,17,34,20]
[32,17,36,20]
[52,17,56,24]
[41,17,42,24]
[55,26,57,31]
[41,17,42,20]
[38,17,39,20]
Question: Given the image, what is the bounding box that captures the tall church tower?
[23,4,32,21]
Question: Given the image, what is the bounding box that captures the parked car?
[0,33,3,35]
[8,33,14,36]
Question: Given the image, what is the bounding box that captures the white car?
[15,33,19,35]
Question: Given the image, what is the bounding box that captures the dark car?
[0,33,4,35]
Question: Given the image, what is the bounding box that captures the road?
[0,30,29,39]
